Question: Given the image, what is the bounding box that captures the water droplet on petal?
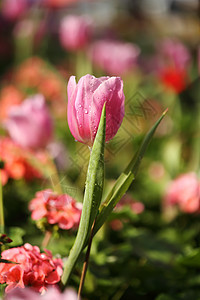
[78,104,82,108]
[84,109,88,114]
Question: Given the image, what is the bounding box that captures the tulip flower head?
[1,0,27,21]
[59,15,92,51]
[4,94,53,149]
[90,40,140,76]
[67,74,125,146]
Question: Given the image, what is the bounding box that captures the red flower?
[159,67,188,93]
[0,243,63,293]
[0,137,45,185]
[29,189,82,230]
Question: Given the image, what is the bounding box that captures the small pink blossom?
[90,40,140,76]
[0,243,63,293]
[29,189,82,230]
[110,195,144,231]
[59,15,92,51]
[67,74,125,146]
[116,194,145,214]
[164,173,200,213]
[4,94,53,149]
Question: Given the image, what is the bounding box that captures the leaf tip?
[163,108,169,116]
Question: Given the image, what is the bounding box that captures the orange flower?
[0,86,23,121]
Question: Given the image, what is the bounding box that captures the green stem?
[78,220,95,299]
[42,230,52,249]
[0,170,4,233]
[61,105,106,286]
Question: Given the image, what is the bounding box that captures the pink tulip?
[59,15,92,51]
[164,173,200,213]
[4,94,53,149]
[158,38,191,70]
[67,74,125,145]
[90,40,140,76]
[1,0,27,21]
[5,286,78,300]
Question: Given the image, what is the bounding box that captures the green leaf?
[61,104,106,286]
[8,227,25,247]
[177,248,200,267]
[93,109,168,236]
[0,259,18,264]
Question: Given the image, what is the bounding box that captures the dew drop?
[78,104,82,108]
[84,109,88,114]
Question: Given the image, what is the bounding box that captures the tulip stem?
[0,170,4,233]
[42,230,52,248]
[78,219,95,300]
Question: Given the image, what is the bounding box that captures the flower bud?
[67,74,125,145]
[59,15,92,51]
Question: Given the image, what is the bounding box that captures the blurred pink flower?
[1,0,27,21]
[90,40,140,76]
[67,74,125,146]
[5,286,78,300]
[4,94,53,149]
[116,194,145,214]
[59,15,92,51]
[164,173,200,213]
[29,189,82,230]
[0,243,63,293]
[158,38,191,70]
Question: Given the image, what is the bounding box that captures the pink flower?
[29,189,82,230]
[0,243,63,293]
[67,74,125,145]
[59,15,92,51]
[116,194,145,214]
[164,173,200,213]
[5,286,78,300]
[158,38,191,70]
[4,94,53,149]
[110,195,144,231]
[1,0,28,21]
[90,40,140,76]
